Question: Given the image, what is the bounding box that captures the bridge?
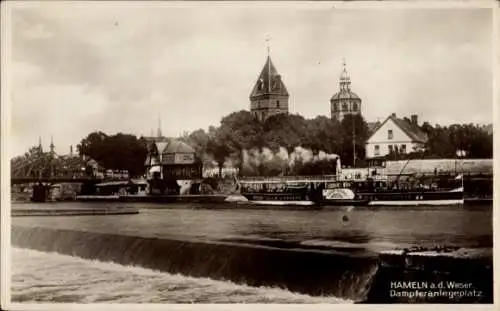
[11,141,107,201]
[11,145,95,181]
[11,177,103,185]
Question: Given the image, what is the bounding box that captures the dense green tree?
[180,129,210,161]
[76,131,108,161]
[206,129,232,176]
[77,132,148,177]
[305,116,343,154]
[263,114,309,152]
[339,114,369,166]
[420,123,493,159]
[219,110,264,152]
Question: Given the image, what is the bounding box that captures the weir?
[11,225,493,303]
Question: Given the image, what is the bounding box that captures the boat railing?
[238,175,339,183]
[238,174,394,183]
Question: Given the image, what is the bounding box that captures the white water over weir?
[10,205,493,303]
[11,248,350,303]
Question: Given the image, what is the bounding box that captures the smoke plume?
[242,146,340,176]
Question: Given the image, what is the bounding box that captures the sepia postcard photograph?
[1,0,498,310]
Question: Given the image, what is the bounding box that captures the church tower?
[249,56,289,122]
[330,59,362,122]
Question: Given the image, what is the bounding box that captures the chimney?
[391,113,396,117]
[70,145,73,156]
[411,114,418,125]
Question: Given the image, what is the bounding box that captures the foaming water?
[11,247,350,304]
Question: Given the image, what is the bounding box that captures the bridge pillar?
[32,183,49,202]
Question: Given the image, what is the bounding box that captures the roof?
[164,139,195,154]
[368,113,428,143]
[330,90,361,101]
[155,142,168,154]
[153,139,195,154]
[249,56,289,98]
[367,121,381,134]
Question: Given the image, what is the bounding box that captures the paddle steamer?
[238,173,464,207]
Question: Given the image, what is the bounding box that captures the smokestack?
[411,114,418,126]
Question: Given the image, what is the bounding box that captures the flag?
[455,174,463,180]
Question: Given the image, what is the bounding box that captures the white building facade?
[365,113,427,159]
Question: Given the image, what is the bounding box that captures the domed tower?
[330,59,362,122]
[249,55,289,122]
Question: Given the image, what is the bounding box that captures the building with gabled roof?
[144,136,202,189]
[365,113,428,159]
[249,55,289,122]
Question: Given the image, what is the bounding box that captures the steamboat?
[237,173,464,207]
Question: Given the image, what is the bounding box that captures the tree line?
[384,122,493,161]
[180,111,368,176]
[69,111,492,177]
[76,131,148,177]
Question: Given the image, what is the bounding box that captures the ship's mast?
[352,115,356,167]
[342,58,356,167]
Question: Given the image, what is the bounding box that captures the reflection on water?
[12,202,493,251]
[11,247,349,303]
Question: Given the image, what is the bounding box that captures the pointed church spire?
[38,136,43,153]
[265,34,271,57]
[50,135,55,154]
[250,56,288,97]
[249,46,290,122]
[266,36,271,92]
[157,115,162,138]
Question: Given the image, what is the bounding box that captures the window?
[388,145,393,153]
[276,100,280,108]
[388,129,394,140]
[334,103,339,111]
[352,102,358,111]
[401,144,407,153]
[374,145,380,156]
[343,102,348,110]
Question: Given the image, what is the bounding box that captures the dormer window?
[388,129,394,140]
[258,78,264,90]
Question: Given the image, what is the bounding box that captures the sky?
[6,2,494,157]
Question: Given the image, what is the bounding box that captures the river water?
[10,202,493,303]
